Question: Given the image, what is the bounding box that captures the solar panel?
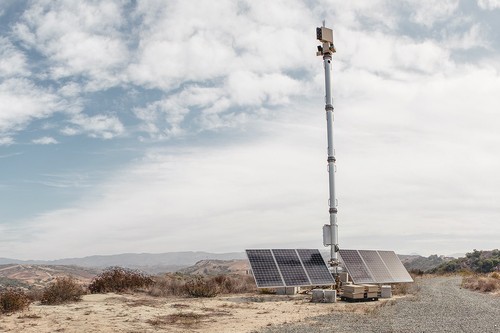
[340,249,413,284]
[246,249,284,288]
[272,249,310,286]
[297,249,335,285]
[358,250,395,283]
[377,250,413,283]
[246,249,334,288]
[339,249,375,284]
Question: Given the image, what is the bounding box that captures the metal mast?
[316,24,339,270]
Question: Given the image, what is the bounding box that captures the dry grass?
[461,273,500,293]
[148,273,256,298]
[392,283,418,295]
[17,313,42,319]
[147,312,209,328]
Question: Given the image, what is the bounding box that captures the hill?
[178,259,249,275]
[430,249,500,274]
[0,251,246,274]
[0,264,100,288]
[400,254,452,272]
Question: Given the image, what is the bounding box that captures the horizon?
[1,248,479,263]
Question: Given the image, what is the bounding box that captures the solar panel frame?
[339,249,376,284]
[358,250,395,284]
[297,249,335,286]
[246,249,285,288]
[377,250,413,283]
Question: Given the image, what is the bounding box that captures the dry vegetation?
[0,289,31,313]
[461,272,500,293]
[88,267,153,293]
[148,273,256,298]
[41,277,85,305]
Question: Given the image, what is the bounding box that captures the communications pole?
[316,24,339,271]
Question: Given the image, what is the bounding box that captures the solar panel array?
[246,249,334,288]
[339,249,413,284]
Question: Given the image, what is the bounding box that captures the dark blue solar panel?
[272,249,310,286]
[297,249,334,285]
[359,250,395,283]
[339,249,375,284]
[246,249,284,288]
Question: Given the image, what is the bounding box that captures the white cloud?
[406,0,459,28]
[14,1,128,88]
[444,24,490,50]
[0,37,29,78]
[134,98,190,139]
[0,136,14,146]
[4,130,328,259]
[69,114,125,139]
[133,72,304,139]
[127,0,316,90]
[0,78,61,134]
[477,0,500,9]
[32,136,58,145]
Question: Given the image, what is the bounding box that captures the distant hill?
[0,251,247,274]
[0,264,100,288]
[400,254,452,272]
[430,249,500,274]
[178,259,249,275]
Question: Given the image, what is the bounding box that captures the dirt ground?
[0,292,400,332]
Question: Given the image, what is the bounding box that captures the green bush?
[0,289,31,313]
[41,277,85,305]
[89,267,153,293]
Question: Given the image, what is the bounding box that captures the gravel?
[259,276,500,333]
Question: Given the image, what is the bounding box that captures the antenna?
[316,24,338,272]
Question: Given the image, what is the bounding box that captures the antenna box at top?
[316,26,333,43]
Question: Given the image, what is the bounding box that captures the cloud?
[0,37,29,78]
[3,127,328,259]
[67,114,125,139]
[14,1,128,89]
[32,136,58,145]
[0,78,61,134]
[477,0,500,10]
[127,0,315,90]
[133,70,305,140]
[406,0,459,28]
[0,136,14,146]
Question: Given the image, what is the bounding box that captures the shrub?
[215,274,256,294]
[0,289,31,313]
[462,274,500,293]
[41,277,85,305]
[149,274,187,297]
[184,276,220,298]
[89,267,153,294]
[148,273,256,297]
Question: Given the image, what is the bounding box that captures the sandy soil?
[0,292,398,332]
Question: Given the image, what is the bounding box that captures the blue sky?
[1,0,500,260]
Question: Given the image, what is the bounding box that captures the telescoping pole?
[316,24,339,270]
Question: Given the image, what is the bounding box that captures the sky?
[1,0,500,260]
